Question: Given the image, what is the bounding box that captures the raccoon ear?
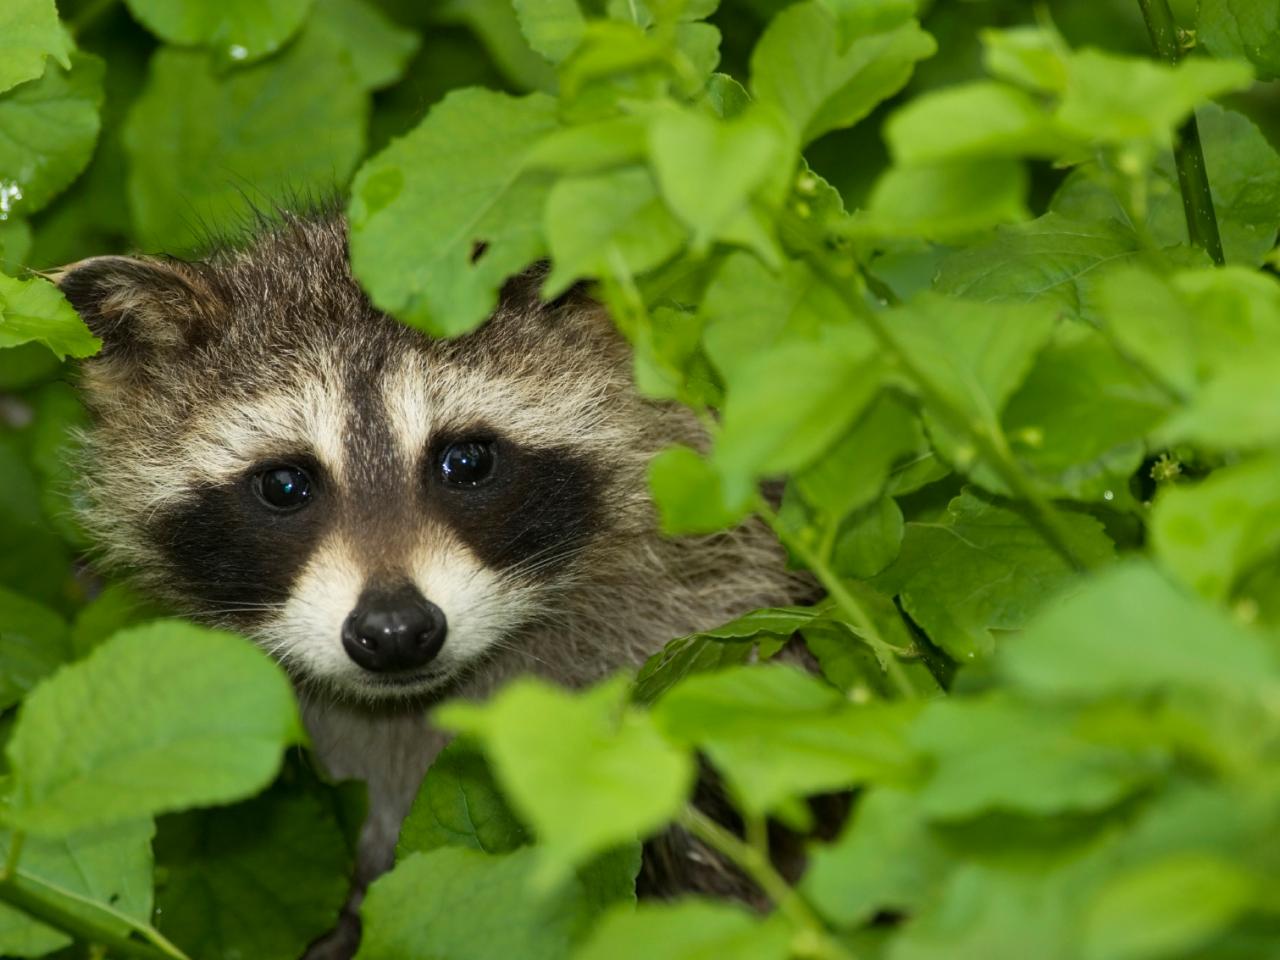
[54,255,221,362]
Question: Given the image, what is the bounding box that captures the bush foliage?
[2,0,1280,958]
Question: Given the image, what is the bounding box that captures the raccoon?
[58,212,809,953]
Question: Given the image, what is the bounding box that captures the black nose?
[342,585,447,673]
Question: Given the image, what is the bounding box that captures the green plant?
[2,0,1280,957]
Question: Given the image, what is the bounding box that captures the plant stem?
[0,877,177,960]
[1,833,25,881]
[678,806,856,960]
[68,0,122,38]
[755,498,920,698]
[806,256,1094,573]
[1137,0,1226,266]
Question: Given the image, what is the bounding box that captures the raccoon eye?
[439,440,496,487]
[254,465,313,511]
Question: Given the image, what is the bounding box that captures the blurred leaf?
[6,621,304,835]
[874,490,1113,662]
[0,437,72,607]
[0,587,68,712]
[649,444,751,535]
[0,820,154,958]
[437,677,694,878]
[886,82,1067,162]
[543,166,685,296]
[751,0,935,145]
[0,0,72,94]
[514,0,585,63]
[573,900,792,960]
[311,0,420,90]
[397,740,529,858]
[0,272,99,360]
[357,846,605,960]
[653,663,919,816]
[0,53,103,220]
[124,0,314,65]
[1002,561,1280,701]
[348,88,557,336]
[853,157,1029,239]
[124,30,366,252]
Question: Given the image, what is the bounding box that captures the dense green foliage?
[2,0,1280,957]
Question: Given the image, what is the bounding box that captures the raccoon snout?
[341,584,447,673]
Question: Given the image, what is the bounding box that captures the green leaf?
[348,88,558,337]
[1002,561,1280,701]
[0,437,71,608]
[1056,51,1253,145]
[0,53,103,220]
[1082,854,1255,960]
[0,272,100,360]
[0,820,154,958]
[357,846,603,960]
[714,327,883,493]
[632,634,758,706]
[882,293,1057,481]
[832,495,904,579]
[573,900,792,960]
[647,107,788,257]
[0,587,68,712]
[804,788,951,928]
[652,663,919,816]
[397,740,530,857]
[980,25,1068,92]
[699,252,851,383]
[153,763,353,960]
[69,582,168,661]
[310,0,420,91]
[648,445,751,535]
[934,213,1140,322]
[1157,358,1280,452]
[124,31,367,252]
[0,0,72,94]
[437,677,694,877]
[1198,0,1280,81]
[514,0,586,63]
[873,490,1113,662]
[543,166,686,296]
[853,157,1029,239]
[1002,329,1173,501]
[1151,454,1280,602]
[123,0,315,65]
[885,81,1067,162]
[5,620,303,835]
[912,693,1161,819]
[751,0,936,146]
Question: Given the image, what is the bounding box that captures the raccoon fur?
[59,212,811,954]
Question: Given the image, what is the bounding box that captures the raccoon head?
[61,216,697,703]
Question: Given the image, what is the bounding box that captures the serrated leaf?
[398,740,529,857]
[357,846,604,960]
[0,53,103,220]
[1198,0,1280,81]
[0,820,154,958]
[437,677,694,877]
[0,587,68,712]
[1151,454,1280,603]
[154,763,352,960]
[653,663,919,816]
[873,490,1113,662]
[5,620,303,835]
[0,0,72,94]
[0,271,100,360]
[348,88,558,336]
[573,900,792,960]
[124,31,366,252]
[123,0,314,66]
[1002,561,1280,701]
[543,166,686,296]
[751,0,935,146]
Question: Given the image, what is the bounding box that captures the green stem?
[755,498,919,699]
[1,833,25,881]
[1137,0,1226,266]
[0,877,177,960]
[678,806,856,960]
[68,0,122,37]
[806,257,1093,573]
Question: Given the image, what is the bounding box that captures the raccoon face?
[61,218,664,703]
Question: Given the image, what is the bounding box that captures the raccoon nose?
[342,585,447,673]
